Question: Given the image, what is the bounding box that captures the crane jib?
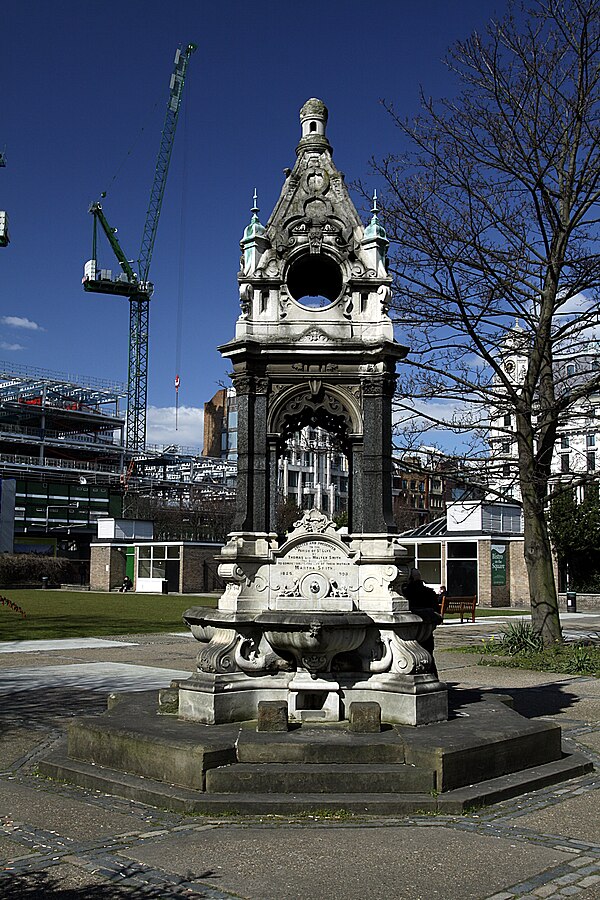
[82,42,196,452]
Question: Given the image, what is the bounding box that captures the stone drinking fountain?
[40,100,591,814]
[179,96,446,727]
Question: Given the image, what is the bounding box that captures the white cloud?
[145,405,204,451]
[556,291,593,316]
[1,316,44,331]
[0,341,25,351]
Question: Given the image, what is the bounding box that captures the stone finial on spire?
[297,98,332,155]
[251,188,259,219]
[372,189,379,216]
[364,188,388,243]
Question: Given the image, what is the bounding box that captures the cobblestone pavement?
[1,620,600,898]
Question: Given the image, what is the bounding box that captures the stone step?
[236,728,407,765]
[67,712,238,791]
[39,743,593,816]
[205,762,436,794]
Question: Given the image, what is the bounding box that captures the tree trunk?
[520,476,562,646]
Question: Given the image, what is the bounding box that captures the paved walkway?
[2,618,600,898]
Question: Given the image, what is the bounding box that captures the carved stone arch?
[268,382,362,450]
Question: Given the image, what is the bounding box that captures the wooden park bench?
[440,595,477,623]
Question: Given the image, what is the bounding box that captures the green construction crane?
[0,150,9,247]
[83,42,196,451]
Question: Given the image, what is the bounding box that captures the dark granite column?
[361,374,397,533]
[350,441,363,533]
[232,373,253,532]
[251,378,269,533]
[268,439,279,534]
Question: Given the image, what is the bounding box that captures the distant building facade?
[400,499,528,607]
[203,387,238,460]
[487,322,600,500]
[204,386,349,517]
[0,362,126,568]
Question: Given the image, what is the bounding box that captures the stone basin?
[258,611,370,674]
[182,607,438,678]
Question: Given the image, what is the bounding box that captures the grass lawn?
[0,589,218,641]
[0,592,527,642]
[471,642,600,676]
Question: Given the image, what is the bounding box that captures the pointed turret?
[362,190,389,278]
[240,189,269,276]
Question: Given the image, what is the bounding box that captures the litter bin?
[161,579,169,595]
[41,576,49,589]
[566,590,577,612]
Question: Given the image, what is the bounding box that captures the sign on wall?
[491,544,507,586]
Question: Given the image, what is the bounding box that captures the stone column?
[268,438,279,533]
[361,375,396,533]
[252,378,270,533]
[232,374,253,532]
[350,441,364,532]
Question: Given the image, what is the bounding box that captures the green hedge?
[0,554,77,587]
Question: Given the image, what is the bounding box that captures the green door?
[126,547,135,582]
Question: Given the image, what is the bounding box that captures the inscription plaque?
[273,536,355,610]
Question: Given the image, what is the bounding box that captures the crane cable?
[174,87,189,431]
[100,102,160,201]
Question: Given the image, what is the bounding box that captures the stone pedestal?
[181,510,447,726]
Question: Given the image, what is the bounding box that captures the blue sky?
[1,0,506,449]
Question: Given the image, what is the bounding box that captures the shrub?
[0,554,77,587]
[493,621,543,655]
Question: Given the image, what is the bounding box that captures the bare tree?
[375,0,600,645]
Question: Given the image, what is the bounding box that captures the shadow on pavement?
[0,868,211,899]
[0,688,108,731]
[448,682,581,719]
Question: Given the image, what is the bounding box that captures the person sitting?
[438,584,448,614]
[402,567,441,676]
[120,575,133,593]
[403,568,440,612]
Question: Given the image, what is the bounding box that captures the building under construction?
[0,362,127,569]
[0,362,239,577]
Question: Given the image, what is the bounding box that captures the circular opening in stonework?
[286,253,343,309]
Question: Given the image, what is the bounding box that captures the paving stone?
[119,824,569,900]
[0,833,30,861]
[0,662,191,694]
[515,790,600,844]
[0,638,138,654]
[0,728,46,769]
[4,624,600,900]
[573,732,600,754]
[0,780,144,841]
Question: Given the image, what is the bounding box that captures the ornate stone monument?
[39,99,590,815]
[181,99,447,726]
